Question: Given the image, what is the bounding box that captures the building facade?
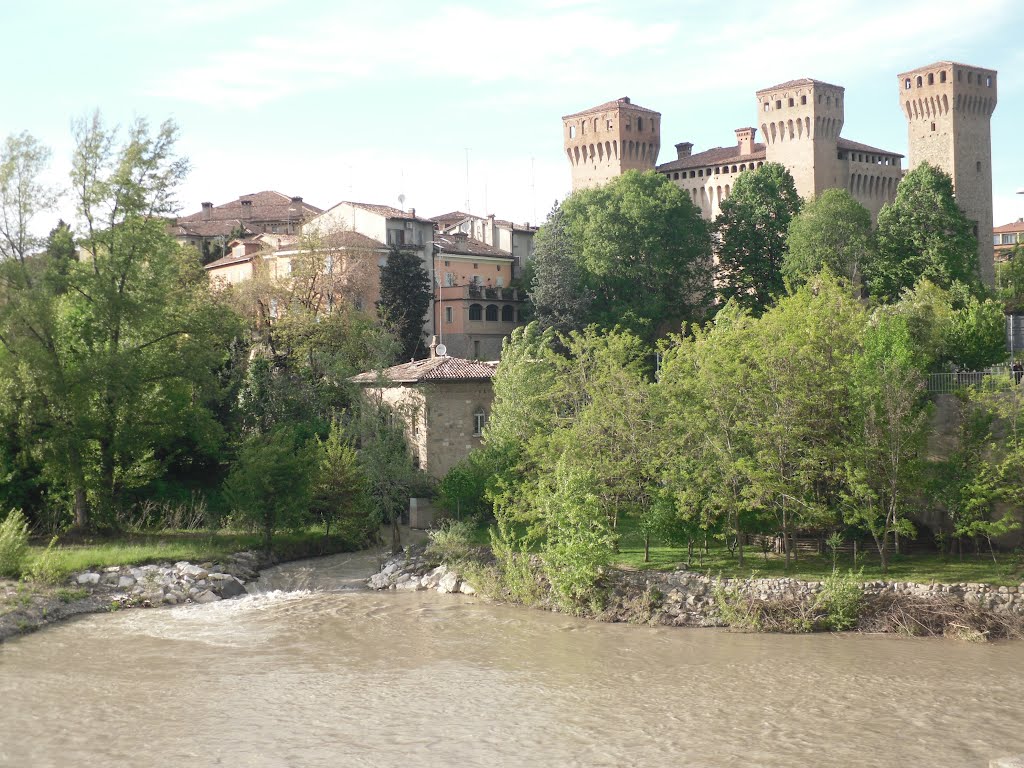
[351,347,497,480]
[562,97,662,191]
[653,79,903,222]
[995,219,1024,262]
[899,61,998,286]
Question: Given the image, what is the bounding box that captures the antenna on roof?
[464,148,471,213]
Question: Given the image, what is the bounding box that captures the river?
[2,549,1023,767]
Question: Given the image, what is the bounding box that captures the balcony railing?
[927,366,1021,394]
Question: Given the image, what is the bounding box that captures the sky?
[4,0,1024,232]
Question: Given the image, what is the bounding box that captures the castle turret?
[562,97,661,191]
[756,79,845,199]
[898,61,997,287]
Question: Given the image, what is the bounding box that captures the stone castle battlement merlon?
[563,97,661,191]
[898,61,998,287]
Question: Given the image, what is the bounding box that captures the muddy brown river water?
[2,549,1023,767]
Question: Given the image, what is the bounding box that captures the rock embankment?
[0,551,267,643]
[366,551,476,595]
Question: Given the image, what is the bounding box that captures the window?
[637,117,644,131]
[473,408,487,436]
[501,305,514,322]
[788,97,794,107]
[916,76,923,87]
[387,228,405,245]
[940,71,947,83]
[607,119,613,130]
[445,306,453,323]
[485,304,499,321]
[444,260,450,266]
[473,340,480,358]
[967,72,973,84]
[763,102,770,112]
[469,303,482,321]
[801,95,807,105]
[444,272,454,286]
[496,276,504,287]
[569,125,576,138]
[977,161,982,172]
[931,122,936,131]
[904,79,911,90]
[986,75,992,87]
[472,262,478,269]
[775,99,782,109]
[928,73,934,85]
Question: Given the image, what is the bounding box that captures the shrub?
[815,569,864,631]
[26,536,65,584]
[0,508,30,578]
[425,518,476,564]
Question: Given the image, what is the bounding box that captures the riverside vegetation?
[2,116,1024,639]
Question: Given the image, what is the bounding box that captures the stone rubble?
[69,551,266,609]
[366,551,475,596]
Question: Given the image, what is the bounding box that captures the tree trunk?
[391,515,402,555]
[644,532,650,563]
[68,444,91,531]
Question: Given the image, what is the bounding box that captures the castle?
[562,61,997,286]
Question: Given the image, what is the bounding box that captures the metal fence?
[926,366,1021,394]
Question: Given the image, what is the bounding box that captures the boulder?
[76,572,101,586]
[179,564,208,579]
[194,590,221,604]
[437,572,461,594]
[213,577,247,600]
[395,579,422,592]
[367,572,392,591]
[459,582,477,596]
[117,575,137,589]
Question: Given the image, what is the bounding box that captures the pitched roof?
[204,252,258,270]
[172,219,255,238]
[898,61,996,77]
[289,230,385,251]
[837,137,903,158]
[756,78,844,94]
[429,211,474,226]
[994,219,1024,234]
[351,355,497,384]
[338,201,429,221]
[656,144,766,172]
[434,233,514,259]
[177,191,322,225]
[563,97,660,120]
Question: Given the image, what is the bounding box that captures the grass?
[23,528,355,583]
[612,525,1024,586]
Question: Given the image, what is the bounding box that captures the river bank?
[367,548,1024,640]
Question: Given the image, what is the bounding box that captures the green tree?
[842,314,928,573]
[310,418,371,543]
[871,163,980,300]
[526,201,594,334]
[0,117,237,530]
[224,427,317,551]
[533,170,711,343]
[714,162,802,314]
[945,295,1007,370]
[995,244,1024,311]
[377,246,431,362]
[783,188,875,288]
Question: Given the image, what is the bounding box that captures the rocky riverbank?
[0,551,268,643]
[366,548,1024,638]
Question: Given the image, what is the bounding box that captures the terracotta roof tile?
[351,356,497,384]
[994,220,1024,234]
[837,137,903,157]
[429,211,473,225]
[204,252,257,270]
[434,233,514,259]
[340,201,429,222]
[563,97,660,120]
[177,191,322,227]
[173,220,255,238]
[656,144,766,172]
[756,78,844,94]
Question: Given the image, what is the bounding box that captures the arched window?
[473,408,487,436]
[501,305,514,322]
[469,303,482,321]
[485,304,499,321]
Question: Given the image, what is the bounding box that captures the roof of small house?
[350,355,497,385]
[656,144,767,173]
[837,137,904,158]
[563,96,660,120]
[434,233,514,259]
[756,78,844,94]
[177,191,322,224]
[994,219,1024,234]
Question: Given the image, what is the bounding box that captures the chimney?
[240,199,253,220]
[429,335,438,358]
[407,208,416,218]
[201,201,213,221]
[735,127,756,156]
[488,214,497,247]
[675,142,693,160]
[290,196,302,205]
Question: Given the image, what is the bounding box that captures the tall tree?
[377,246,430,362]
[870,162,979,300]
[526,201,593,334]
[783,188,875,289]
[714,162,802,314]
[0,116,237,530]
[532,170,711,343]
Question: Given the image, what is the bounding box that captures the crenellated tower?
[898,61,997,286]
[756,79,845,199]
[562,97,661,191]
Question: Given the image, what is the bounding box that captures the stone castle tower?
[898,61,998,286]
[562,97,661,191]
[756,78,846,198]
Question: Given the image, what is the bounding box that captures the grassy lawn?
[612,526,1024,586]
[24,528,350,583]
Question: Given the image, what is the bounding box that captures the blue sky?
[4,0,1023,230]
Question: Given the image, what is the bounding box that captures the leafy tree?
[0,116,237,530]
[783,188,875,289]
[995,244,1024,311]
[533,171,711,343]
[871,163,980,300]
[842,314,928,573]
[310,418,371,543]
[224,427,317,551]
[377,246,431,362]
[714,162,802,314]
[526,201,594,334]
[945,295,1007,370]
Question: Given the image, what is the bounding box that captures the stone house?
[350,342,497,480]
